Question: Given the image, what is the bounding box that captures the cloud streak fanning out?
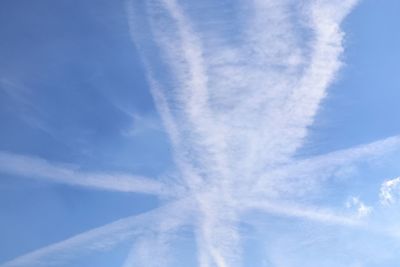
[2,0,400,266]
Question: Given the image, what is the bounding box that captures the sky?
[0,0,400,266]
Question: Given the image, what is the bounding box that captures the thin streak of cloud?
[243,199,361,226]
[0,151,167,196]
[0,78,53,135]
[254,135,400,199]
[121,200,191,267]
[0,200,191,267]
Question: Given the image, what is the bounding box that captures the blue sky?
[0,0,400,266]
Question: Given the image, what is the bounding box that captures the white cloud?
[346,197,373,218]
[0,199,191,267]
[380,177,400,205]
[244,198,361,226]
[8,0,400,266]
[122,0,392,265]
[254,135,400,199]
[120,112,163,137]
[0,151,167,196]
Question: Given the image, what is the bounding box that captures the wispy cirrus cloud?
[253,135,400,199]
[346,197,372,218]
[0,78,52,135]
[125,0,375,266]
[3,0,400,266]
[380,177,400,205]
[0,151,167,196]
[3,134,395,267]
[0,199,191,267]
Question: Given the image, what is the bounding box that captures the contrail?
[0,151,168,196]
[126,0,363,266]
[0,199,192,267]
[253,135,400,199]
[9,0,398,266]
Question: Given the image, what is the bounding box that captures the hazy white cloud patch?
[346,197,372,218]
[380,177,400,205]
[121,112,163,137]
